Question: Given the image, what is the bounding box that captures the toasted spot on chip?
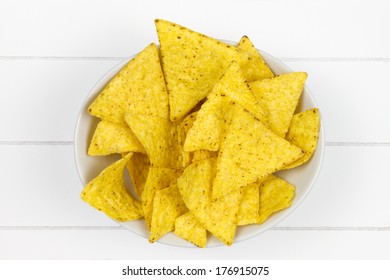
[177,158,241,246]
[184,61,266,152]
[125,112,183,169]
[213,103,304,200]
[237,36,274,81]
[237,183,260,225]
[88,43,169,124]
[80,153,142,221]
[284,108,320,169]
[149,181,188,243]
[174,212,207,248]
[142,167,182,229]
[259,175,295,224]
[88,121,145,156]
[126,153,150,198]
[250,72,307,137]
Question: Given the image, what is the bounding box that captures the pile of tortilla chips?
[81,19,320,247]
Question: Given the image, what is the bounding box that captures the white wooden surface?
[1,0,390,260]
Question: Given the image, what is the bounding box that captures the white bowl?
[74,47,325,247]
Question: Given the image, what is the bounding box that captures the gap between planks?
[1,56,390,62]
[1,226,390,232]
[0,141,389,147]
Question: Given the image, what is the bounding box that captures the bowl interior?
[74,49,324,248]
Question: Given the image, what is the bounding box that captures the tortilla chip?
[237,36,274,81]
[284,108,320,169]
[203,189,242,246]
[259,175,295,224]
[237,183,260,225]
[192,150,218,163]
[80,153,142,221]
[155,19,241,121]
[125,112,183,169]
[88,43,169,124]
[155,19,265,121]
[178,112,198,167]
[249,72,307,137]
[174,212,207,248]
[142,167,182,229]
[177,159,215,218]
[213,103,304,199]
[88,121,145,156]
[184,61,265,152]
[126,153,150,198]
[149,181,187,242]
[177,158,241,246]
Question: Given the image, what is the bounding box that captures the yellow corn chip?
[177,158,241,246]
[237,183,260,225]
[80,153,142,221]
[178,112,198,167]
[237,36,274,81]
[155,19,266,121]
[88,121,145,156]
[142,167,182,229]
[174,212,207,248]
[249,72,307,137]
[184,61,265,152]
[149,181,187,243]
[88,43,169,124]
[177,159,215,218]
[259,175,295,224]
[213,103,304,200]
[155,19,240,121]
[125,112,183,169]
[126,153,150,198]
[285,108,320,169]
[203,189,242,246]
[192,150,218,163]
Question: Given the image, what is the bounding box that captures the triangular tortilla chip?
[88,43,169,124]
[149,181,187,242]
[88,121,145,156]
[177,112,198,168]
[80,153,143,221]
[249,72,307,137]
[126,152,150,198]
[237,36,274,81]
[259,175,295,224]
[184,61,266,152]
[213,104,304,199]
[155,19,266,121]
[237,183,260,225]
[284,108,320,169]
[125,112,183,169]
[177,158,241,246]
[141,167,182,229]
[174,212,207,248]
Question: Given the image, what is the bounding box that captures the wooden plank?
[1,145,390,228]
[1,228,389,259]
[0,145,116,227]
[0,0,389,58]
[0,60,389,142]
[0,59,119,141]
